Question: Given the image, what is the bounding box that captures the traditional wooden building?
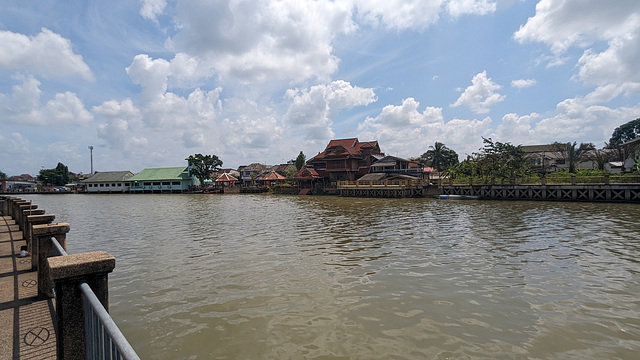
[305,138,384,183]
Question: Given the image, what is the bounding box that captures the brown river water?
[23,194,640,359]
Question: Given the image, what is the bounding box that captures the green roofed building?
[128,167,195,193]
[82,171,134,193]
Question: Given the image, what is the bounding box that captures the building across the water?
[128,167,195,193]
[82,171,134,193]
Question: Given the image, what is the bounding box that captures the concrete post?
[25,213,55,269]
[12,200,30,223]
[18,204,38,234]
[571,175,576,185]
[48,251,115,360]
[604,174,610,185]
[32,223,70,299]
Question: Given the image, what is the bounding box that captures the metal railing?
[50,237,140,360]
[81,283,140,360]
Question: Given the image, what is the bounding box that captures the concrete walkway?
[0,216,56,360]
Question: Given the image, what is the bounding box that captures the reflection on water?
[24,194,640,359]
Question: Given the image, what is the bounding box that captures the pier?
[0,196,139,360]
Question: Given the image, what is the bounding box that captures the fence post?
[48,251,116,360]
[25,214,55,269]
[571,175,576,185]
[32,223,71,299]
[18,203,38,232]
[604,174,610,185]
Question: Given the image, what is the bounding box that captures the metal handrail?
[81,283,140,360]
[51,236,68,256]
[49,237,140,360]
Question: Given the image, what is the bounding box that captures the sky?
[2,0,640,176]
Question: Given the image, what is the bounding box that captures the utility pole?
[88,146,94,175]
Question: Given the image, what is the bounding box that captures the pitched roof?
[309,138,382,161]
[216,173,238,182]
[257,171,286,181]
[294,166,321,179]
[82,171,134,183]
[129,167,190,181]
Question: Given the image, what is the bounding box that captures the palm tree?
[420,142,459,171]
[553,142,594,173]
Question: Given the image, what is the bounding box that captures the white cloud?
[511,78,536,89]
[140,0,167,22]
[0,76,92,126]
[452,71,505,114]
[494,97,640,147]
[514,0,640,53]
[577,33,640,87]
[354,0,444,30]
[447,0,496,17]
[514,0,640,99]
[126,54,171,104]
[0,28,93,80]
[284,80,377,142]
[166,0,354,84]
[358,97,493,158]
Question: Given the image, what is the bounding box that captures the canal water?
[23,194,640,359]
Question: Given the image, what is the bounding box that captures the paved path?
[0,216,56,360]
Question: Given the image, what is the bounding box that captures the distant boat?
[439,195,480,200]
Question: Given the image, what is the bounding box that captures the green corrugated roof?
[82,171,134,183]
[129,167,190,181]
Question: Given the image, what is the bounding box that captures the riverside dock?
[0,196,139,360]
[0,214,57,360]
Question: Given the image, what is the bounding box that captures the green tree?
[552,142,594,173]
[419,142,459,171]
[37,162,69,186]
[186,154,223,188]
[472,138,531,183]
[607,118,640,147]
[0,170,6,180]
[295,151,306,171]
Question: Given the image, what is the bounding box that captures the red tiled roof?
[294,166,321,179]
[310,138,382,161]
[257,171,286,181]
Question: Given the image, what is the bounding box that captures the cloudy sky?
[2,0,640,176]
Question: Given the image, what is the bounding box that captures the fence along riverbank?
[0,195,139,360]
[337,175,640,202]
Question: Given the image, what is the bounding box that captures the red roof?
[309,138,382,161]
[257,171,286,181]
[294,166,321,180]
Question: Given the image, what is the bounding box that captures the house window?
[172,181,181,185]
[99,184,104,187]
[143,182,151,186]
[153,182,161,186]
[162,182,170,186]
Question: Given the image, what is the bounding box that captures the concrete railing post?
[48,251,116,360]
[18,204,38,234]
[604,174,610,185]
[32,223,70,299]
[25,214,55,269]
[12,200,30,224]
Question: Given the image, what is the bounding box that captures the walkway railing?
[50,236,139,359]
[1,196,140,360]
[338,179,432,187]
